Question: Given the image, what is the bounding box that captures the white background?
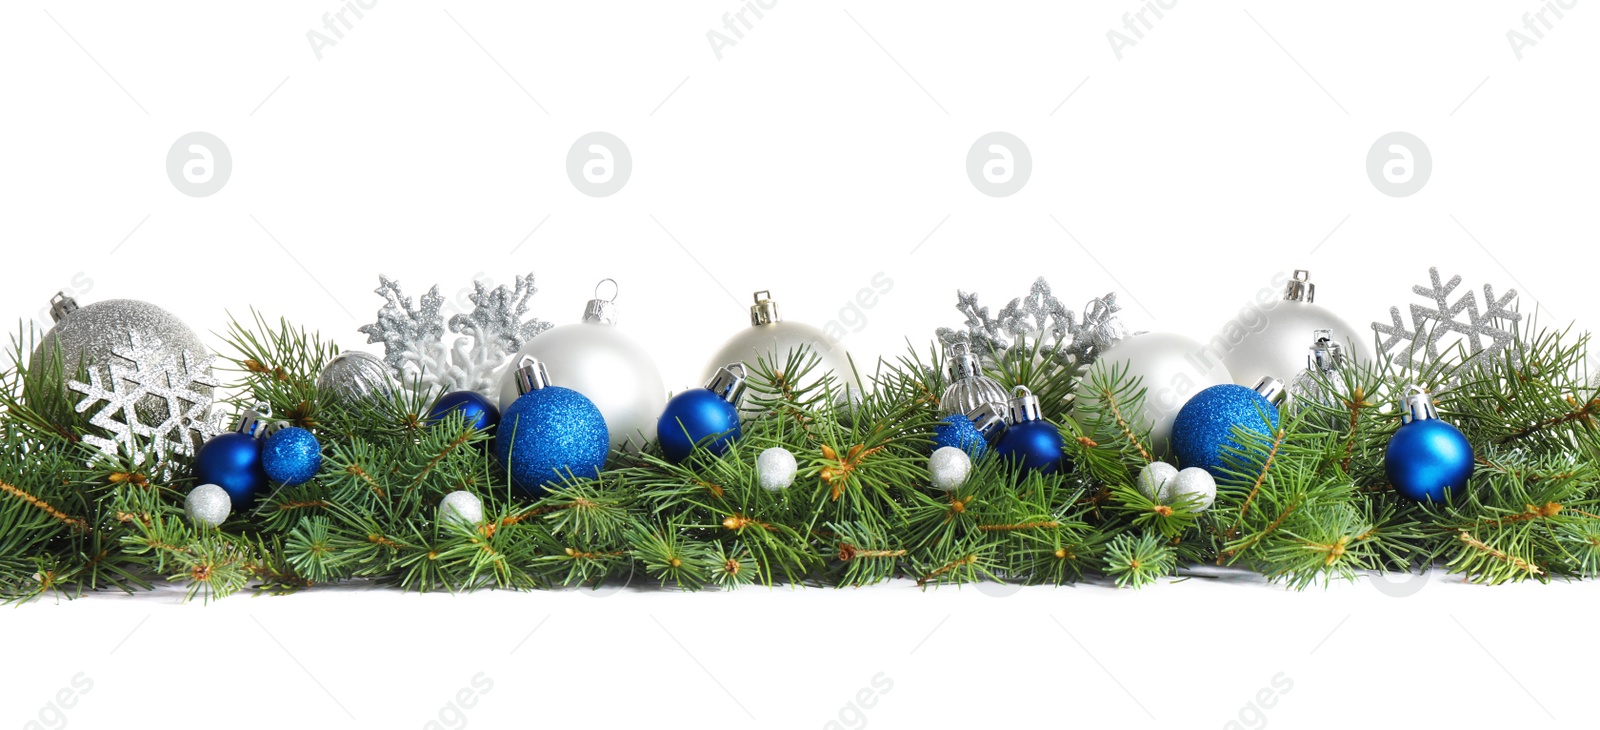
[1,2,1595,728]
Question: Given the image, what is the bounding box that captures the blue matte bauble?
[1172,384,1281,477]
[428,391,500,434]
[194,432,269,508]
[658,389,742,464]
[495,386,610,497]
[262,427,324,486]
[933,414,988,458]
[995,420,1064,475]
[1386,418,1474,502]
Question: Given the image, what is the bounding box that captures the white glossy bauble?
[699,320,855,406]
[1220,300,1374,390]
[498,322,666,452]
[1074,332,1232,456]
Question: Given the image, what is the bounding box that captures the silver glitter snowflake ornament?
[1372,268,1521,377]
[67,330,222,467]
[359,273,552,397]
[937,277,1130,368]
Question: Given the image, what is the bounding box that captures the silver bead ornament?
[185,483,232,528]
[1169,467,1217,511]
[928,446,974,491]
[1136,461,1179,502]
[439,490,485,526]
[938,341,1010,419]
[316,350,396,405]
[756,447,798,491]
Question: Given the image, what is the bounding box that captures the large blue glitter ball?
[1386,418,1474,502]
[1172,384,1280,477]
[194,432,268,508]
[495,386,610,497]
[262,427,324,486]
[933,414,988,458]
[995,420,1064,475]
[428,390,500,434]
[658,389,742,464]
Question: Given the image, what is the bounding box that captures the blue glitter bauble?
[495,386,610,497]
[995,420,1064,475]
[262,427,324,486]
[194,432,268,508]
[1386,418,1474,502]
[933,414,988,458]
[428,391,500,434]
[1171,384,1280,477]
[658,388,742,464]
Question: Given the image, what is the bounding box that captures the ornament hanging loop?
[1253,376,1288,405]
[515,356,552,395]
[1401,384,1439,424]
[1308,328,1346,374]
[750,290,780,326]
[1284,269,1316,303]
[945,340,983,380]
[49,292,79,322]
[1007,385,1042,424]
[583,279,620,325]
[235,402,274,439]
[706,363,749,405]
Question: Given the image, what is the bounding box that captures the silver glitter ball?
[185,483,232,527]
[756,447,798,491]
[439,490,485,526]
[36,297,213,426]
[1169,467,1217,511]
[1136,461,1179,502]
[928,446,973,491]
[316,350,395,406]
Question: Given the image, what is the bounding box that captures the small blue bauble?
[1172,384,1280,477]
[194,432,268,508]
[428,391,500,434]
[933,414,988,458]
[995,420,1064,475]
[658,389,742,464]
[262,427,324,486]
[495,386,610,497]
[1386,419,1474,502]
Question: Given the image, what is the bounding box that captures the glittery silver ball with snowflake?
[1371,268,1521,381]
[67,330,222,467]
[358,274,553,398]
[936,277,1131,368]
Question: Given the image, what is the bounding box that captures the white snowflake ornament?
[1372,268,1520,379]
[67,330,221,468]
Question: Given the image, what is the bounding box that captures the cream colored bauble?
[1074,332,1232,456]
[497,281,666,452]
[1219,269,1375,391]
[698,291,855,412]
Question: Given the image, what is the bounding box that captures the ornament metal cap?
[49,292,79,323]
[945,341,983,381]
[232,403,273,440]
[705,363,748,405]
[967,402,1008,443]
[582,278,619,325]
[749,291,781,326]
[1253,376,1288,405]
[514,356,552,395]
[1006,386,1042,425]
[1307,328,1346,374]
[1400,385,1439,425]
[1283,269,1316,303]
